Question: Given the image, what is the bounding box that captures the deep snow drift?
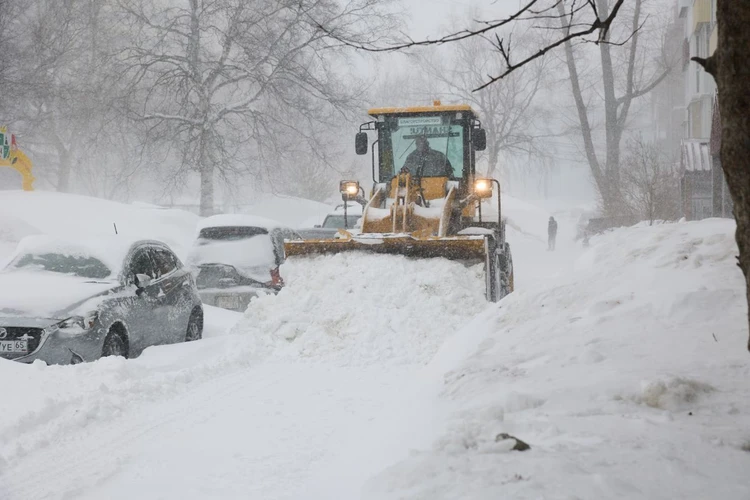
[0,191,199,259]
[361,219,750,500]
[231,252,488,366]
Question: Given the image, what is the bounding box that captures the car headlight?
[58,311,99,332]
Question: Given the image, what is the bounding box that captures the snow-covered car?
[0,235,203,365]
[186,215,301,311]
[297,203,363,240]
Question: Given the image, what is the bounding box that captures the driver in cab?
[401,135,453,178]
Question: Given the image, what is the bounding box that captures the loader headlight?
[474,178,493,199]
[340,180,360,201]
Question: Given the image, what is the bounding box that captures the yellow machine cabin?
[285,101,513,302]
[0,127,34,191]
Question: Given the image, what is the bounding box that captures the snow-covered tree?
[118,0,397,215]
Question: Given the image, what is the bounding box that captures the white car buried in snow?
[186,214,301,312]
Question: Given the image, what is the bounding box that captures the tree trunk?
[198,131,214,216]
[56,147,72,193]
[707,1,750,350]
[199,164,214,216]
[487,138,500,179]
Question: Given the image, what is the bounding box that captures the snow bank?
[238,193,334,229]
[364,219,750,500]
[0,213,40,266]
[230,252,489,366]
[0,190,199,259]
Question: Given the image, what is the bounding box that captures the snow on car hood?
[0,271,119,319]
[187,235,277,283]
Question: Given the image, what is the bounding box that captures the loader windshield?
[378,115,463,181]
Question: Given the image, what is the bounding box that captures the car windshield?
[198,226,268,241]
[323,215,361,229]
[11,253,112,279]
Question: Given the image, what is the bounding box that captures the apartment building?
[676,0,730,220]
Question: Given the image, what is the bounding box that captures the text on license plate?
[0,340,28,353]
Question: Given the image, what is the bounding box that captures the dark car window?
[151,247,179,278]
[196,264,264,289]
[128,249,156,281]
[12,253,111,279]
[198,226,268,241]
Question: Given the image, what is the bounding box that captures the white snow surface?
[239,193,334,229]
[360,218,750,500]
[0,189,749,500]
[0,190,199,259]
[230,252,488,366]
[0,271,117,318]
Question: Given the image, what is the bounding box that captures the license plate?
[0,340,28,354]
[216,295,240,309]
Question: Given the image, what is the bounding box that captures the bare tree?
[7,0,118,192]
[556,0,672,215]
[118,0,397,216]
[417,31,554,180]
[621,136,679,225]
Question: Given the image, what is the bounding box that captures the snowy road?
[1,360,414,500]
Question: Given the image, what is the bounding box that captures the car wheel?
[186,308,203,342]
[102,325,128,358]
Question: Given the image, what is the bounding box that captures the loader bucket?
[284,233,488,261]
[284,232,513,303]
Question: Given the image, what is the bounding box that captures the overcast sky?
[403,0,519,39]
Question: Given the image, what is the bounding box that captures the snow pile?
[362,219,750,500]
[238,193,334,229]
[0,191,199,259]
[0,213,40,265]
[230,251,488,366]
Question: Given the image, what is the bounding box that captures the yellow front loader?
[285,102,513,302]
[0,127,34,191]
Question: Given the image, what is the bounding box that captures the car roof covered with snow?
[196,214,289,232]
[6,234,162,277]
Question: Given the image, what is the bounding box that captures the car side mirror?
[355,132,368,155]
[314,224,321,228]
[474,128,487,151]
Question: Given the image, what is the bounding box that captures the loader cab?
[355,103,486,187]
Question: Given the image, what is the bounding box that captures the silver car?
[0,235,203,365]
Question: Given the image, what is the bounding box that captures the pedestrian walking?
[548,216,558,251]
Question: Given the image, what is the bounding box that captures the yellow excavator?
[285,101,513,301]
[0,127,34,191]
